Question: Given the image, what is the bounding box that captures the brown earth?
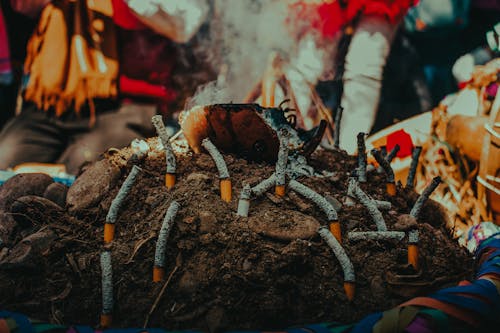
[0,143,473,332]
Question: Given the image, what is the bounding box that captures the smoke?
[185,0,329,111]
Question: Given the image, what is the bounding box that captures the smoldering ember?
[0,1,499,333]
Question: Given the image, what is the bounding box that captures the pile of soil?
[0,140,473,331]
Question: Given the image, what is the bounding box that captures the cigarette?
[318,226,355,301]
[237,184,252,217]
[152,115,176,190]
[275,130,289,197]
[406,176,441,270]
[105,165,141,243]
[334,106,343,149]
[344,177,357,207]
[289,180,340,241]
[202,138,232,202]
[351,180,387,231]
[377,146,387,173]
[251,173,276,197]
[410,176,442,219]
[357,133,367,183]
[386,144,400,163]
[153,201,180,282]
[100,251,113,328]
[371,149,396,196]
[348,231,405,241]
[408,230,419,270]
[406,146,422,189]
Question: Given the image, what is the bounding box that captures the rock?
[43,182,68,208]
[325,195,342,212]
[394,214,418,231]
[186,172,211,184]
[0,173,53,210]
[0,229,57,268]
[10,196,66,228]
[248,210,320,241]
[67,159,121,212]
[199,211,218,234]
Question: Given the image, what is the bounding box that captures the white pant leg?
[339,16,396,153]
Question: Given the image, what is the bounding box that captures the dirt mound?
[0,142,473,331]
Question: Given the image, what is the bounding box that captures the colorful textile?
[0,5,12,85]
[1,234,499,332]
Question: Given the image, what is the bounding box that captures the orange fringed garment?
[23,0,118,126]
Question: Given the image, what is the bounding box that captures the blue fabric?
[0,311,33,333]
[350,312,382,333]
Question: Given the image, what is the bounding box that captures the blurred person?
[0,0,42,128]
[289,1,418,153]
[0,0,208,174]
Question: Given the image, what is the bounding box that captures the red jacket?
[292,0,418,39]
[111,0,177,103]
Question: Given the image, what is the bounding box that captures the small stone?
[394,214,418,231]
[248,210,320,241]
[186,173,211,184]
[67,159,121,212]
[43,182,68,208]
[0,173,54,211]
[325,195,342,212]
[199,211,218,233]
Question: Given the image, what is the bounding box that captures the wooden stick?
[144,265,179,328]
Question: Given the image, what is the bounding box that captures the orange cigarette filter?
[275,184,285,197]
[386,182,396,196]
[165,173,176,190]
[329,221,342,243]
[344,281,355,301]
[104,223,115,244]
[100,313,112,328]
[220,178,232,203]
[153,266,165,282]
[408,244,419,270]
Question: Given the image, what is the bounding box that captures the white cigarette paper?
[289,180,338,221]
[106,165,141,224]
[202,138,230,179]
[318,226,355,282]
[100,251,113,314]
[154,201,180,268]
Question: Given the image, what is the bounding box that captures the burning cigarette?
[318,226,355,301]
[105,165,141,243]
[357,133,367,183]
[275,130,289,197]
[351,180,387,231]
[251,173,276,197]
[153,201,180,282]
[201,138,232,203]
[385,144,400,163]
[237,184,252,217]
[371,149,396,196]
[289,180,340,242]
[152,115,176,190]
[406,146,422,189]
[407,176,442,270]
[100,251,113,328]
[334,106,343,149]
[348,231,405,242]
